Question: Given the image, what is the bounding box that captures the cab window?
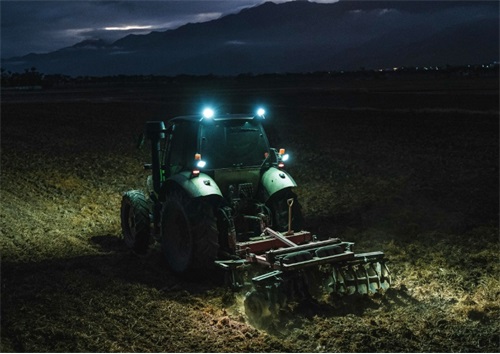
[200,120,269,169]
[165,122,197,176]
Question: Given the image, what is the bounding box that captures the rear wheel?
[161,193,219,273]
[162,198,192,273]
[120,190,150,254]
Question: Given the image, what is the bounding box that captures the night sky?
[1,0,497,75]
[1,0,337,58]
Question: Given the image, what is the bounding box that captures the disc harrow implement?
[216,227,391,322]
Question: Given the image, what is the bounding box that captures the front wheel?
[120,190,151,254]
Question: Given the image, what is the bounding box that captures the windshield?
[200,119,270,169]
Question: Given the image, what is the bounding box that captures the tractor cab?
[198,114,269,170]
[163,112,269,173]
[149,108,291,201]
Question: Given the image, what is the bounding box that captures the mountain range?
[2,0,498,76]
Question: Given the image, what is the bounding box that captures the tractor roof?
[169,114,258,125]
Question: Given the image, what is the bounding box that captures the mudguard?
[261,167,297,200]
[167,171,223,198]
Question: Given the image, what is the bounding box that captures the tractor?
[120,107,390,322]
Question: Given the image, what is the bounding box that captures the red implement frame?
[235,230,312,256]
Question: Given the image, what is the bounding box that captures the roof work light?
[202,107,215,119]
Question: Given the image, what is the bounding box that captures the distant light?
[282,154,289,162]
[196,160,206,168]
[256,108,266,117]
[202,108,214,119]
[104,25,153,31]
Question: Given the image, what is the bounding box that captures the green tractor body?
[121,109,390,322]
[123,112,303,271]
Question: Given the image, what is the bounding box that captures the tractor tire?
[120,190,151,254]
[268,188,304,233]
[161,194,219,273]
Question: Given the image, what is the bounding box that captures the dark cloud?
[1,0,278,58]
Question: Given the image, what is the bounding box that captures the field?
[1,75,499,352]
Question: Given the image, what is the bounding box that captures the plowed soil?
[1,76,499,352]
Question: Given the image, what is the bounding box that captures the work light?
[202,108,215,119]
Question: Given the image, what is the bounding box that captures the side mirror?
[145,121,166,140]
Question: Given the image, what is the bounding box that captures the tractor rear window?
[200,120,269,169]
